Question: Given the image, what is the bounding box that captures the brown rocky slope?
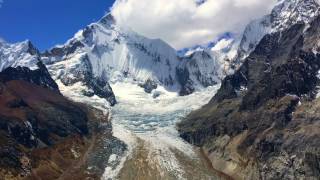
[0,68,112,179]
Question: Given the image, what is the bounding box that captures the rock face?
[138,79,158,93]
[178,16,320,180]
[0,62,59,92]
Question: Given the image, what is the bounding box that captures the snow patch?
[211,38,234,51]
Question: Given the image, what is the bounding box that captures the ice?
[102,82,220,179]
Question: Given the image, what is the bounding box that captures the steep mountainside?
[0,40,117,179]
[0,40,59,92]
[234,0,320,67]
[185,0,320,76]
[178,36,237,75]
[0,78,111,179]
[178,15,320,180]
[177,50,222,95]
[41,14,222,100]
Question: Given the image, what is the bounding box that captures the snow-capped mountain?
[0,39,59,91]
[178,36,238,75]
[0,40,40,71]
[177,50,222,95]
[235,0,320,66]
[184,0,320,76]
[43,15,179,87]
[42,14,223,104]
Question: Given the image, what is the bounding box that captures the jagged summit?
[271,0,320,30]
[235,0,320,66]
[0,40,41,71]
[41,11,222,105]
[98,13,116,27]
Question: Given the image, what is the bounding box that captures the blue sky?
[0,0,115,51]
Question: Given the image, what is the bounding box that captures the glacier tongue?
[105,82,221,179]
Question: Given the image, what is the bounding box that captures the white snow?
[56,80,111,113]
[211,38,234,51]
[43,13,224,96]
[43,15,182,90]
[0,40,40,72]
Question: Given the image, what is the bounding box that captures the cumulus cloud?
[111,0,277,49]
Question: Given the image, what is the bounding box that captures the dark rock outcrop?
[176,67,195,96]
[178,16,320,180]
[139,79,158,93]
[0,61,59,92]
[42,40,84,60]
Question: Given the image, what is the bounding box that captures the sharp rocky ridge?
[180,0,320,75]
[0,40,59,92]
[233,0,320,69]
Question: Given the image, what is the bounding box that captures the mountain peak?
[232,0,320,69]
[98,13,116,28]
[271,0,320,31]
[0,40,41,72]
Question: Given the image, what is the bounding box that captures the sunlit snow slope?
[42,14,224,107]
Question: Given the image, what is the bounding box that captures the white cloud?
[111,0,277,49]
